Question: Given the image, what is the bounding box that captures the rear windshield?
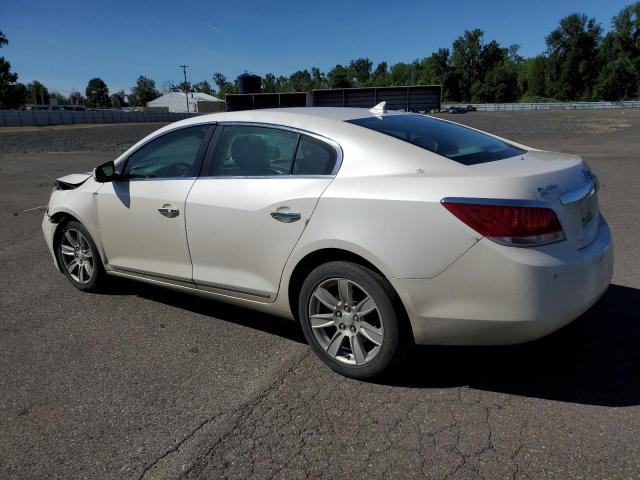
[346,114,525,165]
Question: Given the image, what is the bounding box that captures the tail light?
[441,199,565,247]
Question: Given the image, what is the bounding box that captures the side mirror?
[93,161,117,183]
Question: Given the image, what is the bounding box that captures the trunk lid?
[471,150,600,250]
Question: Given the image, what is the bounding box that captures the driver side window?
[123,125,208,179]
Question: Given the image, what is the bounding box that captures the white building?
[147,92,225,113]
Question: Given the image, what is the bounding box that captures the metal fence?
[0,109,200,127]
[442,101,640,111]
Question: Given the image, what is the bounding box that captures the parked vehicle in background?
[42,105,613,379]
[443,105,477,113]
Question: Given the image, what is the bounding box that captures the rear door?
[185,124,340,300]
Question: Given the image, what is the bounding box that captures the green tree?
[176,80,191,93]
[0,57,19,106]
[594,56,639,99]
[327,65,352,88]
[27,80,50,104]
[193,80,214,95]
[288,70,313,91]
[469,40,520,102]
[348,58,373,86]
[212,72,237,99]
[311,67,326,89]
[545,13,602,100]
[472,61,519,102]
[451,29,484,100]
[597,2,640,99]
[50,91,70,105]
[371,62,390,87]
[3,82,27,108]
[85,77,110,107]
[110,90,128,107]
[262,73,278,93]
[517,56,550,99]
[600,2,640,62]
[0,30,22,107]
[416,49,459,99]
[390,62,416,85]
[128,76,159,106]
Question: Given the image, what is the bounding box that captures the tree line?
[1,2,638,109]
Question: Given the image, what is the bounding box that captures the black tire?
[55,220,105,292]
[298,261,409,380]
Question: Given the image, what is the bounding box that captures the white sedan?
[42,105,613,379]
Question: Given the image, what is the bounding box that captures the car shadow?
[102,278,306,344]
[104,280,639,407]
[385,283,640,407]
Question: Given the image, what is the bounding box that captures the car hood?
[55,172,92,189]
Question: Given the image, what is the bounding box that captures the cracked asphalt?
[1,110,639,479]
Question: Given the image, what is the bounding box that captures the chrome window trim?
[210,121,344,177]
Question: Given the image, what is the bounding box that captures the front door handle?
[270,211,301,223]
[158,204,180,218]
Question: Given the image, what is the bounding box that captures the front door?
[186,124,339,300]
[96,124,211,280]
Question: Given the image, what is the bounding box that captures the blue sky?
[0,0,633,94]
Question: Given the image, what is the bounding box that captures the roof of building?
[148,92,224,104]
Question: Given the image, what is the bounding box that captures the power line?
[180,65,189,113]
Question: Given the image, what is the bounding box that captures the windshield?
[346,114,525,165]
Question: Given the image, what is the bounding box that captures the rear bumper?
[392,218,613,345]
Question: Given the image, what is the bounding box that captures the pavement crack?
[138,349,311,480]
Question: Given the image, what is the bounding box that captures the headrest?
[231,135,270,171]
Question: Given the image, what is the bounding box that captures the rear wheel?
[299,261,406,379]
[56,221,105,292]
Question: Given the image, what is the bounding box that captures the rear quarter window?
[292,135,337,175]
[346,114,525,165]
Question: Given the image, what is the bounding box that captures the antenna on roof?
[369,101,386,115]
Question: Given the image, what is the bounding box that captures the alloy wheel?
[59,229,94,284]
[308,278,384,366]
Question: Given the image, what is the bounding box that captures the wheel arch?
[49,210,106,271]
[286,247,414,343]
[50,211,81,250]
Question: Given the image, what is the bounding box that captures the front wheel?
[299,261,407,379]
[56,220,105,292]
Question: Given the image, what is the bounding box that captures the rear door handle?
[270,211,301,223]
[158,204,180,218]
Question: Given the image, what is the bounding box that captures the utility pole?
[180,65,190,113]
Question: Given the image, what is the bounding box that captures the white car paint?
[42,107,613,345]
[97,179,196,279]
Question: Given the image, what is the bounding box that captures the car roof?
[178,107,409,127]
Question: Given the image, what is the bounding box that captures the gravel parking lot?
[1,110,639,480]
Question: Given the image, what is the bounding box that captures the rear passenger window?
[212,125,298,177]
[292,136,337,175]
